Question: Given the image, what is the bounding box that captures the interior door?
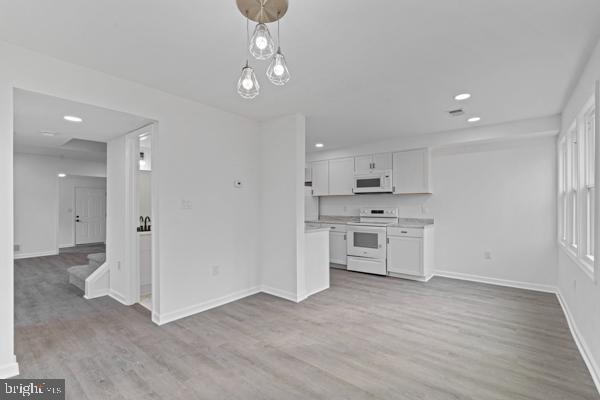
[75,187,106,245]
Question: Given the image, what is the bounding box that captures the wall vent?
[448,109,465,117]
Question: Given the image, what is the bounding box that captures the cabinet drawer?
[387,227,423,237]
[322,224,347,232]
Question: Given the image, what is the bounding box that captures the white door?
[354,155,373,174]
[329,231,347,265]
[387,236,423,276]
[328,157,355,195]
[311,160,329,196]
[75,187,106,245]
[372,153,393,171]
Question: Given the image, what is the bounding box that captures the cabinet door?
[329,157,355,195]
[372,153,393,171]
[311,160,329,196]
[354,155,373,174]
[329,231,347,265]
[393,149,431,194]
[387,236,423,276]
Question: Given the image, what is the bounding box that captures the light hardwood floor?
[15,248,600,399]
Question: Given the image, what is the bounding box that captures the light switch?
[180,199,193,210]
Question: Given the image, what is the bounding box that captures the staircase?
[68,253,106,292]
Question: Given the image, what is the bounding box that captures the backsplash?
[319,193,433,218]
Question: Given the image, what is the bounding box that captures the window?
[583,106,596,261]
[558,95,596,279]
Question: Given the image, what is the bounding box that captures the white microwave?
[353,170,393,193]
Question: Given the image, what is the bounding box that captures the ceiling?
[2,1,600,152]
[14,89,152,161]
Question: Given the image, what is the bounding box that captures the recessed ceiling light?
[467,117,481,122]
[41,131,57,137]
[454,93,471,101]
[64,115,82,122]
[315,143,324,148]
[57,173,67,178]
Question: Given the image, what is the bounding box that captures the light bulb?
[237,64,260,99]
[242,78,254,90]
[273,64,284,76]
[255,36,268,50]
[266,49,290,86]
[249,23,275,60]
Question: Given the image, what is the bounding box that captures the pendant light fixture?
[249,23,275,60]
[237,13,260,99]
[267,17,290,85]
[235,0,289,98]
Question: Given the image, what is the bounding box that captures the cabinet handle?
[401,231,408,234]
[344,234,347,240]
[331,226,336,229]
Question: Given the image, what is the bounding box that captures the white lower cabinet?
[386,226,434,281]
[319,224,347,265]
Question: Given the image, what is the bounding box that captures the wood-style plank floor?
[15,248,599,399]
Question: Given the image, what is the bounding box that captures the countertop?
[304,227,331,234]
[305,215,434,228]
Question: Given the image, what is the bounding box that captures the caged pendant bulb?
[266,48,290,85]
[237,63,260,99]
[249,23,275,60]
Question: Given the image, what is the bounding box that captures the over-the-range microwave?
[353,170,393,193]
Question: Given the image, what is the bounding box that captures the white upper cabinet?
[328,157,355,195]
[392,148,432,194]
[355,153,393,174]
[354,155,374,174]
[311,160,329,196]
[372,153,393,171]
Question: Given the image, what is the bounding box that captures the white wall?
[58,175,106,247]
[319,136,557,289]
[0,41,264,374]
[13,153,106,258]
[259,114,306,301]
[557,37,600,388]
[137,171,151,222]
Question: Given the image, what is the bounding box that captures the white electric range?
[346,207,399,275]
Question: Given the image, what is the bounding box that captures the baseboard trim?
[84,289,109,300]
[298,285,329,302]
[108,289,130,305]
[260,285,300,303]
[434,270,557,293]
[14,250,58,260]
[155,286,262,325]
[556,290,600,395]
[0,356,19,378]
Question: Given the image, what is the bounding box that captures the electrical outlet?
[212,265,220,276]
[13,244,20,252]
[484,251,492,260]
[180,199,193,210]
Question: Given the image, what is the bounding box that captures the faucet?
[144,216,151,232]
[139,216,144,232]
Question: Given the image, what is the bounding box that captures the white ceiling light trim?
[63,115,82,122]
[467,117,481,122]
[454,93,471,101]
[315,143,324,148]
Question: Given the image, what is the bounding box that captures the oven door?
[347,225,387,259]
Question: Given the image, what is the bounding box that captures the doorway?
[74,187,106,245]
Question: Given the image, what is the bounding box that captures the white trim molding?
[108,289,131,305]
[14,250,58,260]
[0,356,19,378]
[556,290,600,394]
[155,286,262,326]
[260,285,301,303]
[434,270,557,293]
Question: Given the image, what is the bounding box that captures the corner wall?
[259,114,306,301]
[557,37,600,389]
[0,40,262,374]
